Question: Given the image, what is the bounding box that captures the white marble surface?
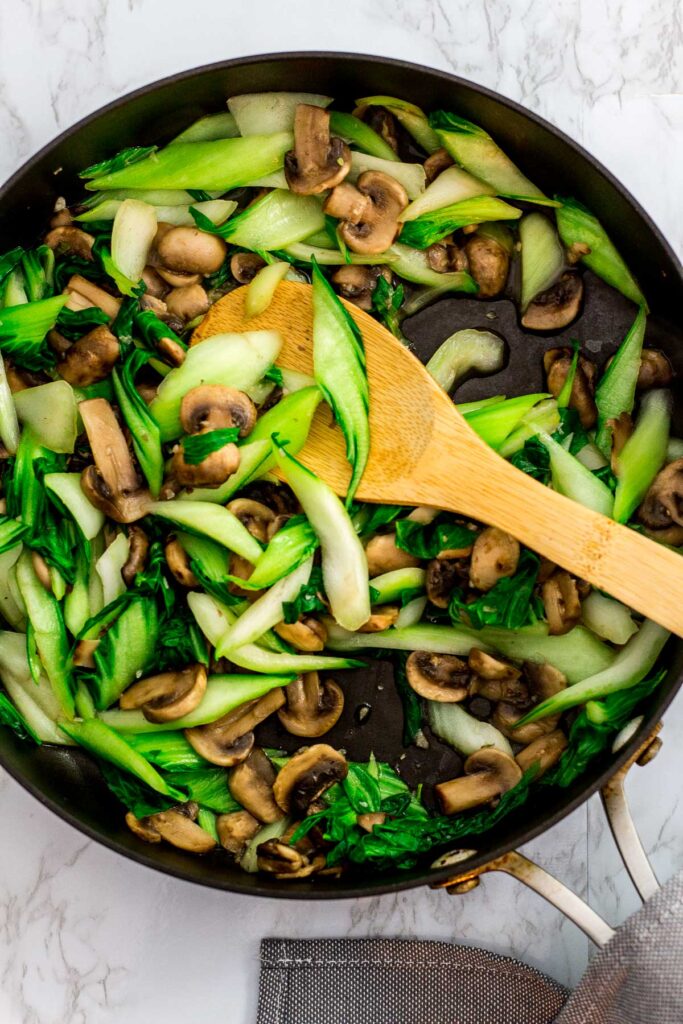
[0,2,682,1021]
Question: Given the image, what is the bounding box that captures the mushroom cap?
[277,673,345,738]
[257,838,326,879]
[145,807,217,853]
[426,556,468,608]
[464,234,510,298]
[156,335,187,368]
[523,660,567,701]
[521,273,583,331]
[172,439,240,488]
[80,464,150,524]
[426,241,468,275]
[435,747,522,816]
[121,525,149,586]
[180,385,257,436]
[119,663,207,723]
[216,809,260,857]
[165,537,198,587]
[638,459,683,531]
[607,411,633,473]
[64,274,122,319]
[357,605,400,632]
[44,225,95,260]
[423,147,454,183]
[468,649,528,705]
[637,348,673,391]
[516,729,568,776]
[156,266,202,288]
[325,171,409,255]
[185,726,255,767]
[492,701,560,744]
[274,617,327,652]
[79,398,150,523]
[285,104,352,196]
[544,347,597,429]
[364,532,420,577]
[230,252,267,284]
[469,527,520,592]
[227,498,276,542]
[229,747,284,824]
[125,811,161,843]
[541,571,581,636]
[406,650,469,702]
[331,265,387,311]
[57,325,120,387]
[165,283,210,322]
[192,688,285,752]
[273,743,348,816]
[156,225,227,275]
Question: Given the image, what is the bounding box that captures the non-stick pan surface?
[1,53,682,898]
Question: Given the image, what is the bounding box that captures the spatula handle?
[436,451,683,637]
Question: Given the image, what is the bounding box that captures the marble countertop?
[1,2,682,1021]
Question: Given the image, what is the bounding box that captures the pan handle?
[430,725,662,947]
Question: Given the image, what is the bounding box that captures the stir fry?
[0,91,676,879]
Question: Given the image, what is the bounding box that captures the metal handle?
[431,725,663,947]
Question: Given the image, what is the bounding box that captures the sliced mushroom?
[284,104,351,195]
[125,811,161,843]
[637,349,673,391]
[119,663,207,723]
[79,398,150,522]
[435,747,522,815]
[468,649,528,705]
[63,275,121,319]
[426,240,468,274]
[357,811,387,832]
[426,557,468,608]
[31,551,52,591]
[164,537,198,587]
[156,267,202,288]
[156,225,227,276]
[277,672,344,737]
[516,729,568,776]
[185,727,254,768]
[145,806,216,853]
[257,837,326,879]
[358,605,400,632]
[227,498,276,542]
[469,527,520,592]
[331,265,390,311]
[542,571,581,635]
[216,809,260,857]
[121,525,149,585]
[50,207,73,228]
[72,637,99,669]
[229,748,284,824]
[638,458,683,532]
[464,233,510,298]
[156,335,186,368]
[357,105,399,152]
[544,347,597,429]
[227,554,262,600]
[406,650,469,702]
[273,744,348,816]
[521,273,583,331]
[165,283,210,321]
[180,385,257,436]
[172,439,240,488]
[44,225,95,260]
[4,363,45,393]
[423,148,454,183]
[47,329,72,357]
[141,266,168,298]
[188,688,286,757]
[494,660,567,743]
[324,171,408,255]
[230,252,267,284]
[364,532,420,576]
[608,411,633,474]
[57,325,121,387]
[274,616,327,651]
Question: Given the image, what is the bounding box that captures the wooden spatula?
[192,280,683,637]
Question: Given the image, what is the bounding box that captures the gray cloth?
[258,870,683,1024]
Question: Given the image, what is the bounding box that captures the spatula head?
[191,280,463,505]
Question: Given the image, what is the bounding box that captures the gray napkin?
[258,870,683,1024]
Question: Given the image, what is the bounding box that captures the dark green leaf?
[56,305,110,341]
[282,566,327,623]
[372,276,404,339]
[165,768,240,813]
[133,309,186,356]
[98,760,174,819]
[80,146,158,181]
[0,247,25,288]
[395,517,477,559]
[509,435,550,481]
[264,365,284,386]
[343,764,382,814]
[0,516,28,555]
[187,189,214,202]
[156,602,209,671]
[593,465,618,493]
[182,428,240,465]
[449,549,541,630]
[352,502,405,538]
[0,691,39,743]
[393,654,423,746]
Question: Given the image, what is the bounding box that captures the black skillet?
[0,53,681,899]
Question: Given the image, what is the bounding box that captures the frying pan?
[0,52,682,901]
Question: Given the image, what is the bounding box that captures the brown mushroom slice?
[274,616,327,651]
[57,326,120,387]
[72,637,99,669]
[426,240,468,274]
[227,498,276,543]
[180,385,257,436]
[435,747,522,815]
[156,335,186,368]
[172,439,240,488]
[492,701,559,744]
[141,266,168,297]
[324,171,409,255]
[125,811,161,843]
[364,532,420,576]
[79,398,150,523]
[521,273,583,331]
[31,550,52,591]
[257,838,326,879]
[637,349,673,391]
[273,744,348,816]
[165,283,210,321]
[120,663,207,723]
[284,104,352,195]
[406,650,469,702]
[607,411,633,474]
[516,730,568,777]
[358,812,387,832]
[544,346,598,429]
[229,748,284,824]
[186,727,255,768]
[469,527,520,592]
[121,525,149,586]
[638,458,683,532]
[165,537,198,587]
[358,605,400,632]
[425,557,467,609]
[331,265,389,311]
[146,807,217,853]
[464,232,510,298]
[216,809,260,857]
[542,571,581,635]
[468,649,528,705]
[187,688,286,756]
[44,225,95,260]
[156,225,227,276]
[156,267,202,288]
[277,672,344,737]
[230,252,267,283]
[64,275,122,319]
[423,147,454,183]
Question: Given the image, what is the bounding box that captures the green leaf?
[0,296,67,371]
[282,565,327,623]
[98,760,175,819]
[112,348,164,496]
[395,517,477,559]
[393,653,424,746]
[399,196,522,249]
[0,691,39,743]
[0,247,25,288]
[182,428,240,465]
[56,306,110,341]
[165,768,240,813]
[80,146,158,181]
[352,502,405,538]
[449,549,541,630]
[371,276,404,339]
[133,309,186,357]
